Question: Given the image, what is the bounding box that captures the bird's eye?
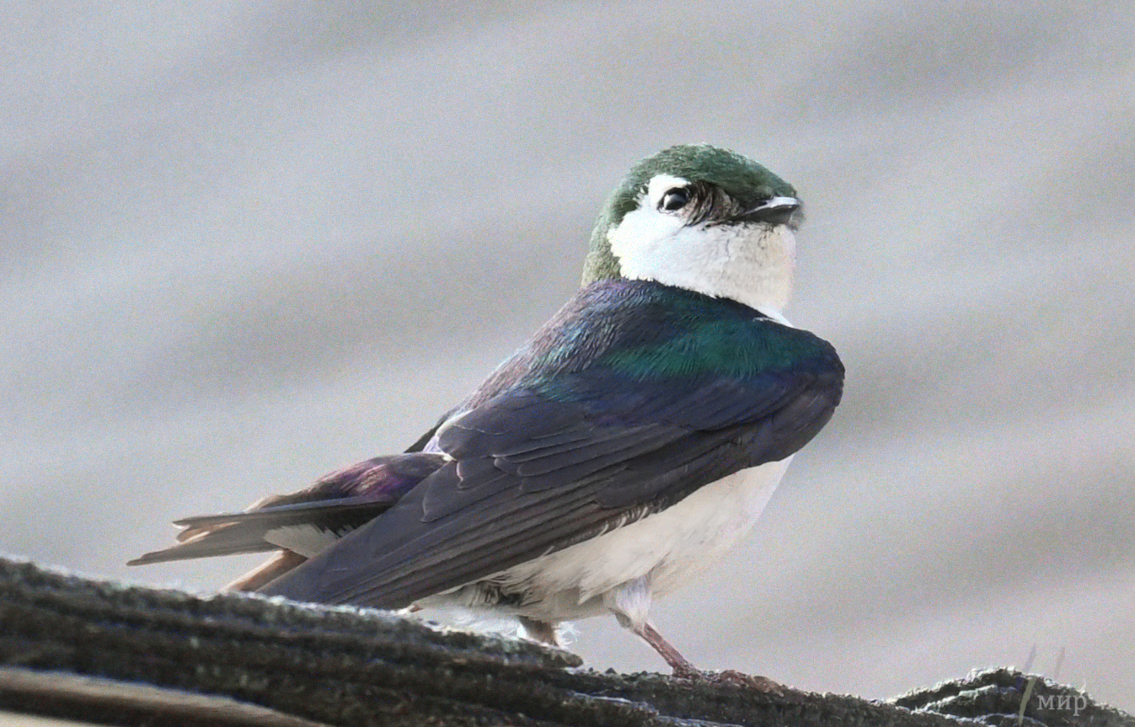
[659,187,690,212]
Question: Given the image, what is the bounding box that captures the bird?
[130,144,844,684]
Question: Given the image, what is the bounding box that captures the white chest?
[492,456,792,620]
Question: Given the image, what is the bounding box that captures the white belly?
[475,456,793,622]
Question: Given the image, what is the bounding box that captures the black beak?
[738,196,801,226]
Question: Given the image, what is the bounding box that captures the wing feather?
[128,454,446,567]
[252,282,842,605]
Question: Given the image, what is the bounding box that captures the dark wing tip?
[130,453,449,569]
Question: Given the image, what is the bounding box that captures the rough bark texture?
[0,556,1129,727]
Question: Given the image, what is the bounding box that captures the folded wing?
[259,282,844,607]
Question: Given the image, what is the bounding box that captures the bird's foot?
[635,622,784,694]
[671,666,785,695]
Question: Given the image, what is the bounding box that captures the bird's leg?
[518,616,560,646]
[612,609,697,676]
[625,616,784,694]
[609,577,699,676]
[638,622,699,677]
[607,577,785,693]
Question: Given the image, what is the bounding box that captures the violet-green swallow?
[131,144,844,683]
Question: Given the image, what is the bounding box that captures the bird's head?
[583,144,801,317]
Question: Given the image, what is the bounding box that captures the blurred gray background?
[3,1,1133,711]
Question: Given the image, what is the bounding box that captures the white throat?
[607,175,795,319]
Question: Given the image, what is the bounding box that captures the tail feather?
[128,523,278,565]
[226,550,308,591]
[174,496,401,532]
[128,453,447,586]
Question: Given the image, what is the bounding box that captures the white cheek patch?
[608,203,684,270]
[606,174,796,316]
[607,174,689,262]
